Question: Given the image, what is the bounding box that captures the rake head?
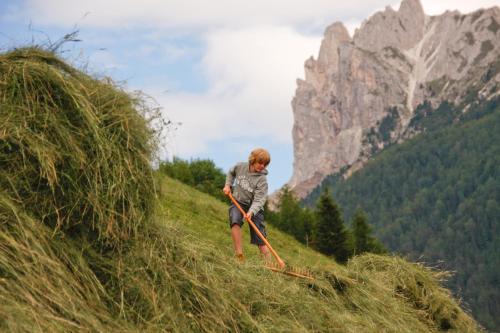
[265,262,314,280]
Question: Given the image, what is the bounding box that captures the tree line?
[158,157,227,202]
[267,187,385,263]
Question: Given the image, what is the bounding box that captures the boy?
[223,148,271,262]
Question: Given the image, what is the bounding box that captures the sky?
[1,0,499,191]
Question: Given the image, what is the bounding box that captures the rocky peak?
[285,0,500,200]
[304,22,350,92]
[317,22,351,68]
[399,0,424,18]
[353,0,426,51]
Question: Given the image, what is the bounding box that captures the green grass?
[152,176,480,332]
[159,175,332,270]
[0,47,482,332]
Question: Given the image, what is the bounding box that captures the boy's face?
[252,161,267,173]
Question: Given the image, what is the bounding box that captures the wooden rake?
[227,192,314,280]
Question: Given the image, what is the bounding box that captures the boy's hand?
[223,185,231,195]
[245,212,253,220]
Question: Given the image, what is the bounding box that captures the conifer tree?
[315,188,351,263]
[352,207,386,255]
[301,207,316,247]
[278,187,306,241]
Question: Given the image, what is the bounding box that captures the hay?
[348,254,479,332]
[0,47,156,246]
[0,193,131,332]
[0,46,159,331]
[0,47,482,332]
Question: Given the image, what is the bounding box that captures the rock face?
[288,0,500,198]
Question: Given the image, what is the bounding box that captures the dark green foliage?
[427,77,448,97]
[268,187,316,246]
[315,189,352,263]
[158,157,227,202]
[363,107,401,154]
[275,187,305,240]
[352,208,386,255]
[306,97,500,331]
[270,187,385,260]
[378,107,399,142]
[409,100,459,132]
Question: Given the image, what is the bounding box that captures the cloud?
[23,0,498,33]
[19,0,397,31]
[147,26,320,157]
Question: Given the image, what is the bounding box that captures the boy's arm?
[248,178,268,216]
[223,165,237,194]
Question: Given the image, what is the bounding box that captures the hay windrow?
[0,47,156,246]
[348,254,479,332]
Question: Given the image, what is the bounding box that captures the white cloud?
[20,0,397,31]
[147,26,320,157]
[23,0,498,32]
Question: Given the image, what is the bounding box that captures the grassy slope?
[155,175,480,332]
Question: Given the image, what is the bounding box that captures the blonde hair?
[248,148,271,166]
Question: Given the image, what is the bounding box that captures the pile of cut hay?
[0,47,161,331]
[0,47,156,246]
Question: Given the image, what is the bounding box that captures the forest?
[305,97,500,331]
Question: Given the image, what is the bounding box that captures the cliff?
[289,0,500,198]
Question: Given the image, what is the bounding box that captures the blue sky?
[2,0,499,191]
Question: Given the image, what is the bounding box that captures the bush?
[158,157,227,202]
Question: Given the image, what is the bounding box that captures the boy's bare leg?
[231,225,243,257]
[258,244,272,263]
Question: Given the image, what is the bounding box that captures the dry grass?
[0,47,483,332]
[0,47,156,246]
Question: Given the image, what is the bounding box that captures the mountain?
[304,97,500,331]
[288,0,500,198]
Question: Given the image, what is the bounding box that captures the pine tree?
[352,208,371,255]
[278,187,304,241]
[315,188,351,263]
[301,207,316,247]
[351,207,386,255]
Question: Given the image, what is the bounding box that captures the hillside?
[0,47,482,332]
[154,176,483,332]
[305,98,500,331]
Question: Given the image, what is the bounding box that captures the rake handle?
[227,192,286,269]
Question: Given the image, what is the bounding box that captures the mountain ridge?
[287,0,500,199]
